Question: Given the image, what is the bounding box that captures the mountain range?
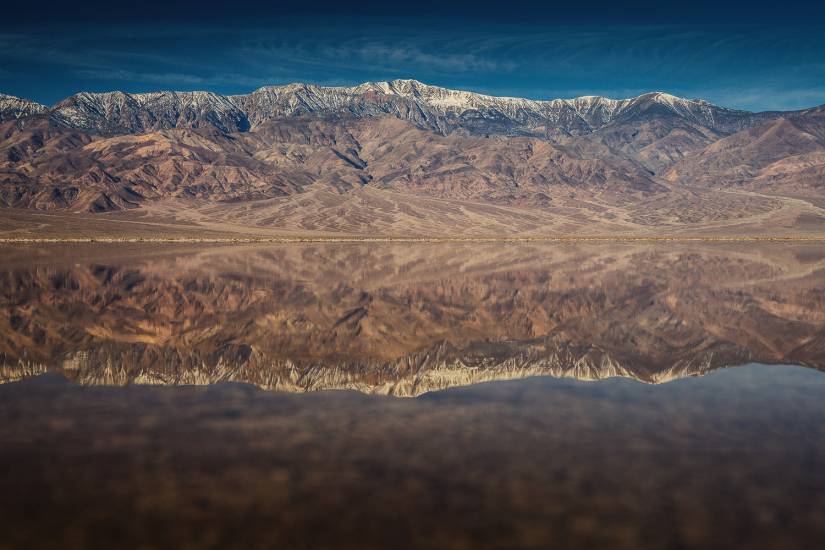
[0,80,770,135]
[1,79,824,236]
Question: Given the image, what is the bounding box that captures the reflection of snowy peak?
[5,79,762,136]
[0,339,745,397]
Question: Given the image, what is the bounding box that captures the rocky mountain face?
[2,243,824,394]
[667,105,825,193]
[0,79,824,223]
[0,94,48,123]
[231,80,752,136]
[51,90,249,134]
[0,115,662,212]
[11,80,768,138]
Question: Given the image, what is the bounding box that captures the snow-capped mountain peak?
[50,89,248,133]
[2,80,757,136]
[0,93,49,123]
[234,79,747,134]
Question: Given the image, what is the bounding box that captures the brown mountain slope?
[565,117,726,174]
[0,115,664,213]
[668,107,825,195]
[0,119,313,211]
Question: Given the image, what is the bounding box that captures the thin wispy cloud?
[74,69,276,90]
[2,20,824,110]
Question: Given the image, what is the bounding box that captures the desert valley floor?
[2,184,825,241]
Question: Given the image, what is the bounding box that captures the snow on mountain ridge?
[0,93,49,122]
[235,79,745,133]
[261,79,730,116]
[3,80,753,135]
[50,89,248,133]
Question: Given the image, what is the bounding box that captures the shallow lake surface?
[1,242,825,548]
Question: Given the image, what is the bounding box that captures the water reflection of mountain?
[1,242,824,394]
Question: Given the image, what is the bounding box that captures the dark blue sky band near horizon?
[2,1,825,112]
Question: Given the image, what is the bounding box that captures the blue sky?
[2,2,825,111]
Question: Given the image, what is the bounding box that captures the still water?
[1,242,824,548]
